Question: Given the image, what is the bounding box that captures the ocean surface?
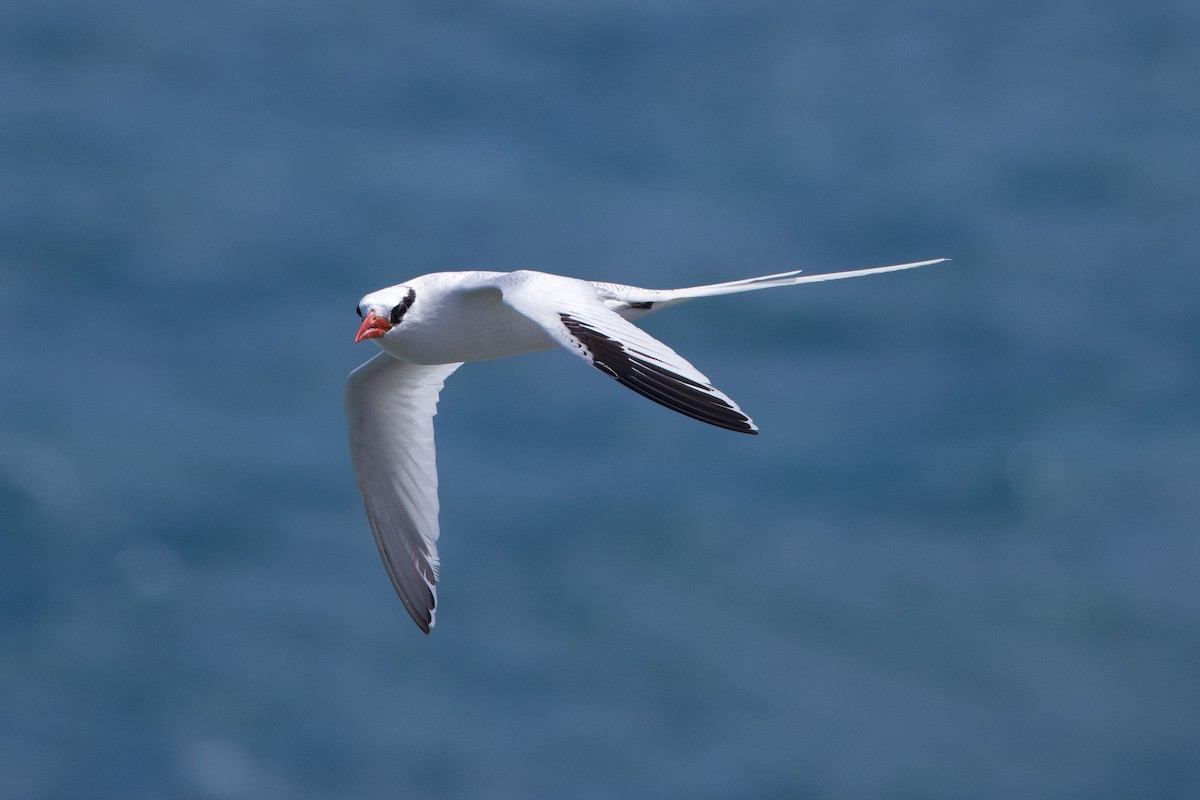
[2,1,1199,798]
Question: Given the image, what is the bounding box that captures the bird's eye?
[356,306,363,318]
[388,288,417,325]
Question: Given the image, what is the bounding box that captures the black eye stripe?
[389,287,417,325]
[356,305,363,318]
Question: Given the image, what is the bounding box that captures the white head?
[354,285,416,343]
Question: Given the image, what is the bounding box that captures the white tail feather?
[595,258,949,315]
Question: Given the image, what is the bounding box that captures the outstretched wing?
[346,353,462,633]
[499,271,757,434]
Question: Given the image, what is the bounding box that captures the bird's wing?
[499,271,757,434]
[346,353,462,633]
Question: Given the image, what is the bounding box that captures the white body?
[366,271,560,364]
[346,259,947,632]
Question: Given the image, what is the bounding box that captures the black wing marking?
[559,313,757,434]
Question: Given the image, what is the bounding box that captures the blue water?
[3,1,1199,797]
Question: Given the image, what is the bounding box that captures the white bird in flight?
[347,258,947,632]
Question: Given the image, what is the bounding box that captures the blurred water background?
[2,1,1199,798]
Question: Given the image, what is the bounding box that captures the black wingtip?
[396,591,435,634]
[560,313,757,434]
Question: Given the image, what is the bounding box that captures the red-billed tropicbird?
[347,259,947,632]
